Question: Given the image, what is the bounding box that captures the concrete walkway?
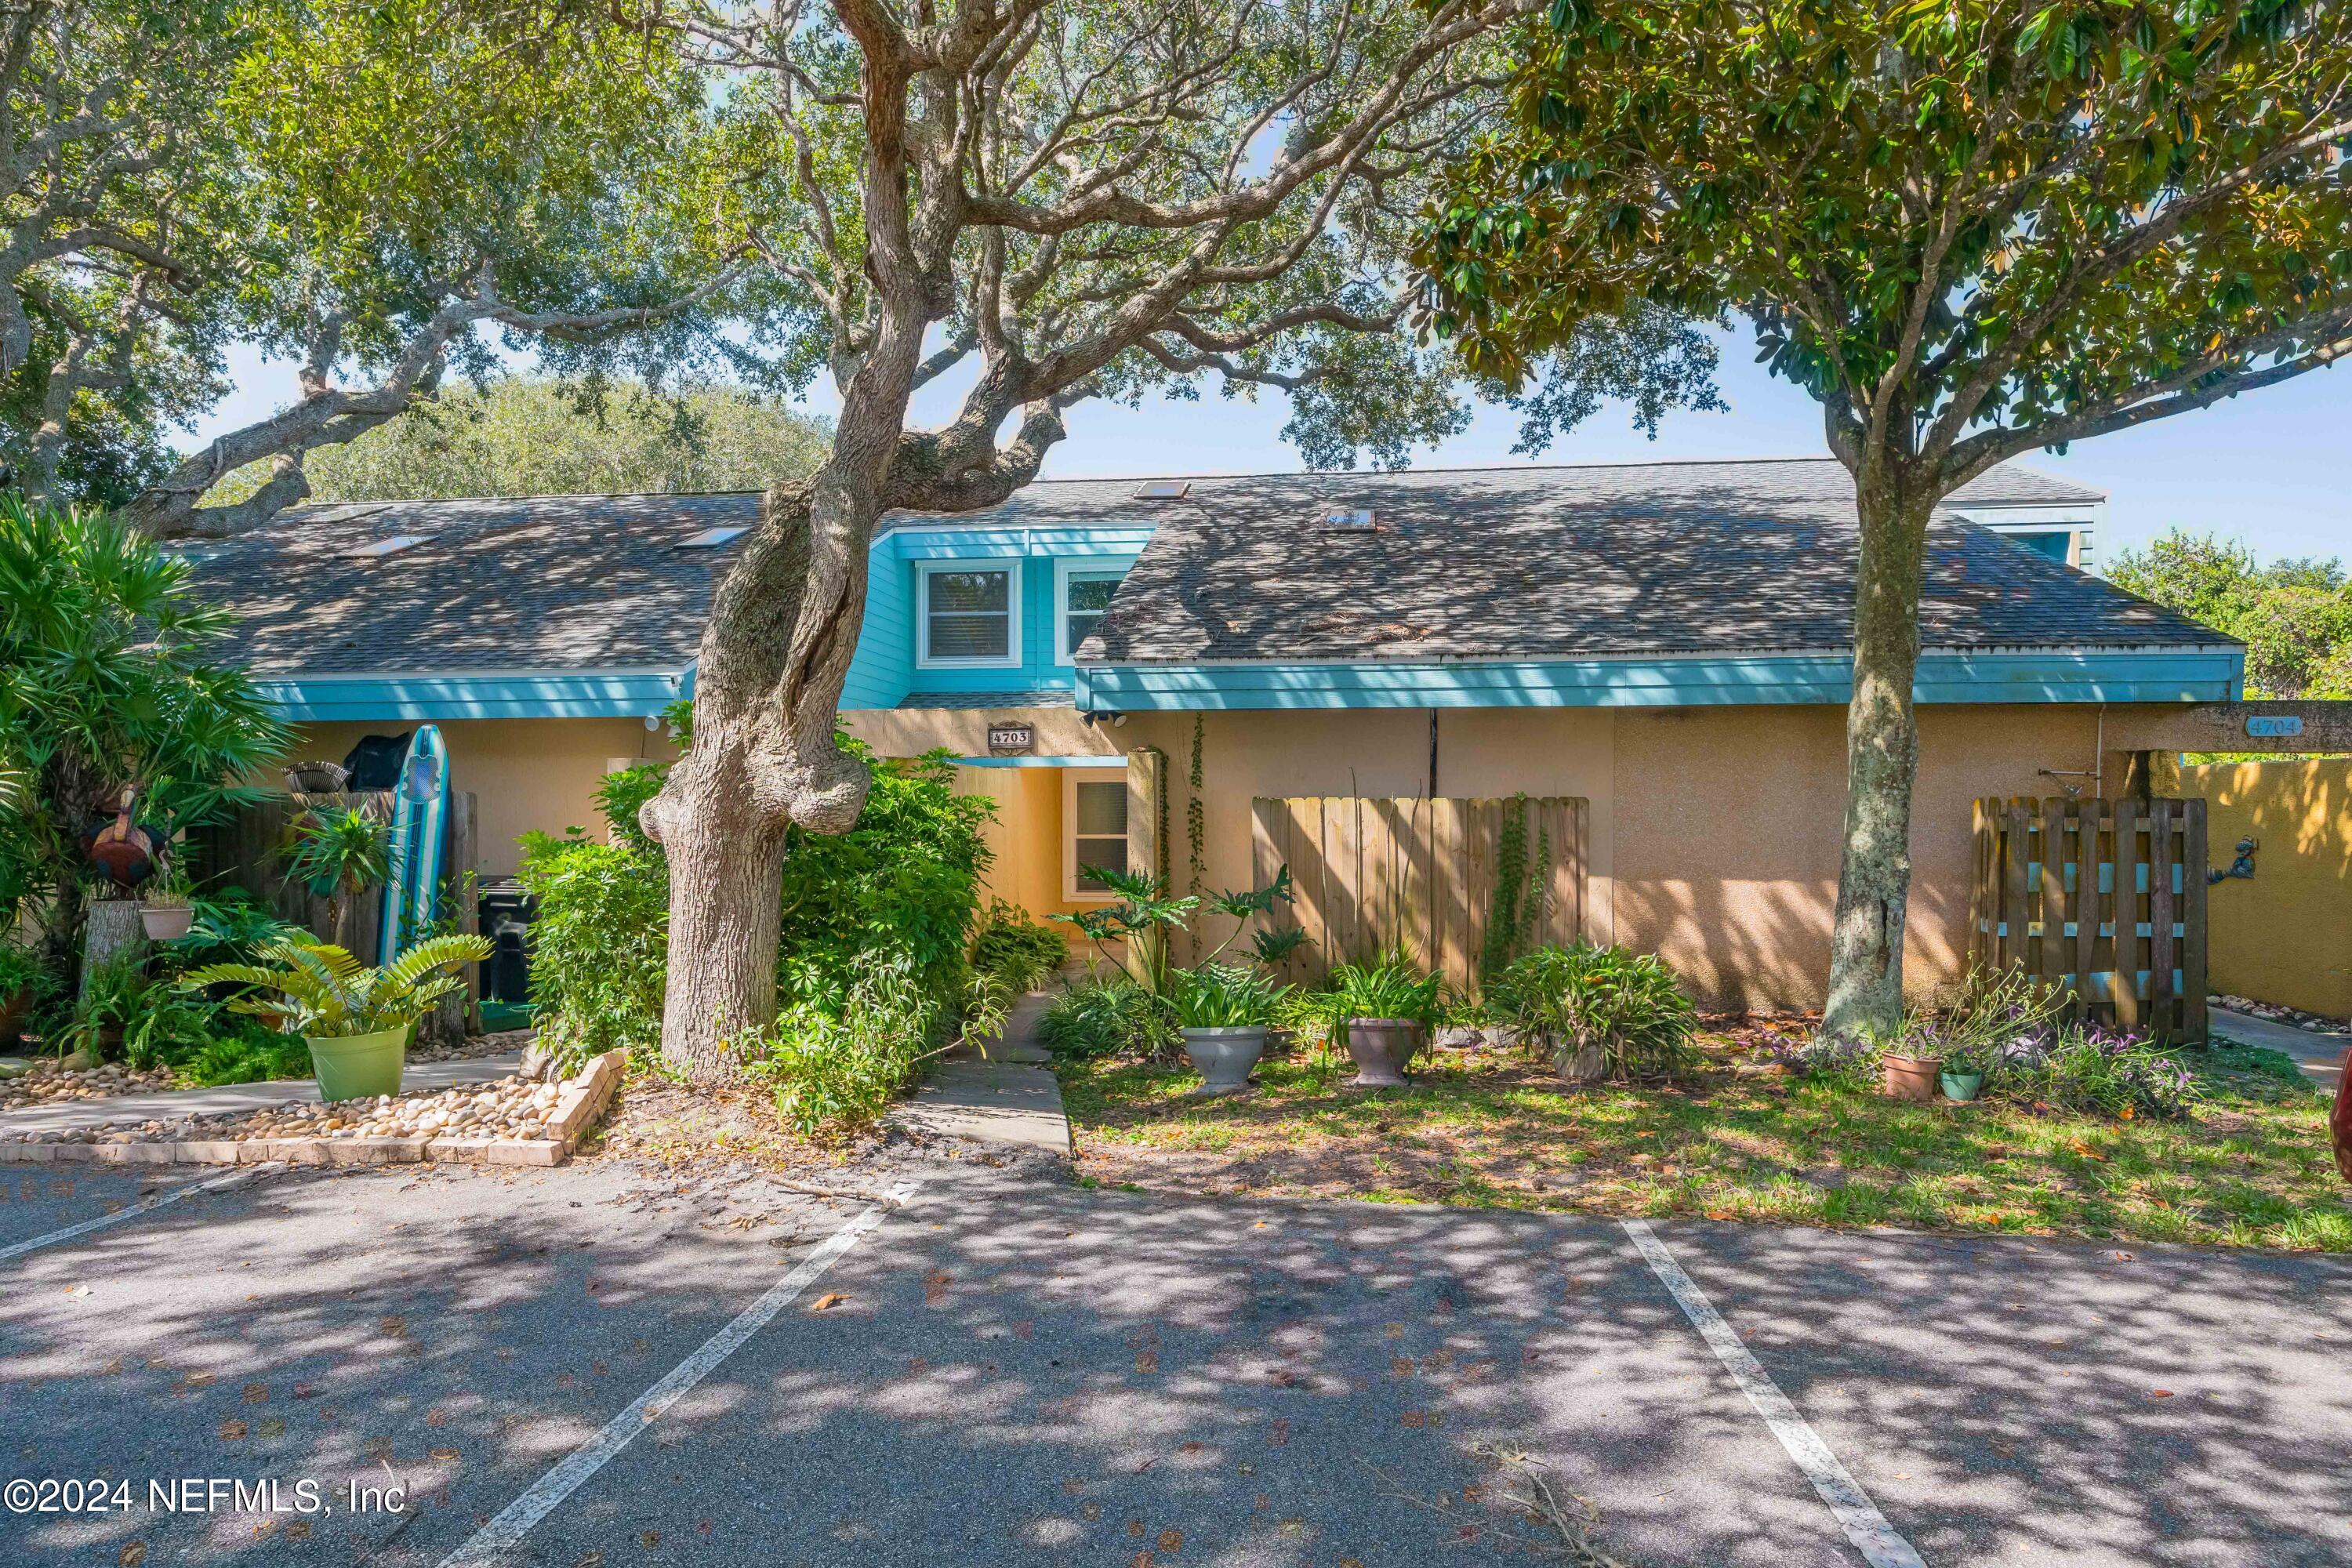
[890,989,1073,1157]
[2212,1006,2347,1091]
[0,1051,524,1136]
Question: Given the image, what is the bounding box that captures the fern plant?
[181,934,491,1038]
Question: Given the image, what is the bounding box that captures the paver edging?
[0,1049,626,1171]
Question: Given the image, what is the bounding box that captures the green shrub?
[522,735,996,1086]
[516,837,672,1064]
[594,764,667,851]
[971,899,1068,995]
[1168,962,1290,1029]
[1038,975,1176,1060]
[1486,941,1700,1081]
[1994,1024,2198,1120]
[58,957,221,1069]
[171,1025,311,1086]
[739,966,951,1139]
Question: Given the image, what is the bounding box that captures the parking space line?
[0,1168,260,1265]
[1621,1218,1926,1568]
[436,1178,921,1568]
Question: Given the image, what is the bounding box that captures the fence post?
[1125,747,1167,984]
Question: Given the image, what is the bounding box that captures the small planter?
[305,1024,412,1102]
[1882,1053,1942,1102]
[1181,1025,1267,1096]
[1345,1018,1421,1088]
[140,904,195,942]
[1940,1070,1985,1102]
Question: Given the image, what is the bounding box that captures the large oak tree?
[634,0,1725,1075]
[1418,0,2352,1036]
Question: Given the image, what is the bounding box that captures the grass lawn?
[1056,1030,2352,1251]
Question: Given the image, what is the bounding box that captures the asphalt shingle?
[173,459,2226,677]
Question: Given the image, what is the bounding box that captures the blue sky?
[194,321,2350,567]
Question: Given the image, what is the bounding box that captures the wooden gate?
[1968,796,2209,1043]
[1249,795,1587,988]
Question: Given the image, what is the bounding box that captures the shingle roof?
[176,492,760,676]
[175,458,2223,678]
[1065,460,2227,662]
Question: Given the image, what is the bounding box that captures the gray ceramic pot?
[1345,1018,1421,1087]
[1181,1025,1267,1095]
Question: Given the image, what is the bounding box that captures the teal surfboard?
[378,724,449,964]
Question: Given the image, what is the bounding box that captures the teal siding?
[840,555,916,708]
[1076,648,2245,711]
[256,671,688,722]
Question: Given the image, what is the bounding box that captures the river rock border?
[0,1050,626,1170]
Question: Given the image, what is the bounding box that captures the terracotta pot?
[1882,1054,1942,1102]
[1345,1018,1421,1088]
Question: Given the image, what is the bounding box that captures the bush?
[739,966,952,1139]
[170,1025,311,1087]
[1038,975,1176,1061]
[516,837,672,1063]
[1995,1024,2198,1120]
[524,735,996,1096]
[971,899,1068,996]
[1486,941,1700,1081]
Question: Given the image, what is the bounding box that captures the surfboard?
[378,724,449,965]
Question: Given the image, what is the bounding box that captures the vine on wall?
[1185,715,1206,960]
[1479,794,1552,981]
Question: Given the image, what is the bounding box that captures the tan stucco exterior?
[286,717,678,878]
[2165,757,2352,1020]
[289,699,2230,1010]
[1075,702,2193,1009]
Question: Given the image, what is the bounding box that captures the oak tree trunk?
[1821,474,1935,1042]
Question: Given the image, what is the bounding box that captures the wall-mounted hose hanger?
[2208,836,2259,885]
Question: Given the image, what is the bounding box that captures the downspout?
[1428,709,1439,798]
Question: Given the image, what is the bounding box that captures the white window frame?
[1063,767,1131,902]
[916,559,1023,670]
[1054,559,1131,666]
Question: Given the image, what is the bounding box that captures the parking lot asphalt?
[3,1155,2348,1566]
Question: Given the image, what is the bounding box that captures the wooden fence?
[1968,795,2209,1043]
[190,791,483,1019]
[1248,795,1587,988]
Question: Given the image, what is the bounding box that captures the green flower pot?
[1940,1070,1985,1103]
[304,1024,412,1102]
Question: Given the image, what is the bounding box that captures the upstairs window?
[1065,769,1130,899]
[917,561,1021,666]
[1057,564,1126,663]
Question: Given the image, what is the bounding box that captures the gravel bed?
[9,1073,565,1146]
[2212,995,2349,1033]
[0,1059,178,1109]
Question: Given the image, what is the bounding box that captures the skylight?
[1131,480,1191,500]
[350,535,428,558]
[677,526,749,549]
[1319,509,1376,532]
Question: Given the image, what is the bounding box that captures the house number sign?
[986,724,1036,755]
[2245,715,2304,739]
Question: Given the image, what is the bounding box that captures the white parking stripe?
[1622,1218,1926,1568]
[0,1168,259,1264]
[436,1178,921,1568]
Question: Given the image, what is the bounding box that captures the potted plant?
[1878,1018,1941,1102]
[280,804,394,949]
[181,933,491,1101]
[139,862,198,942]
[1325,949,1443,1088]
[1939,1039,1992,1102]
[1170,962,1290,1094]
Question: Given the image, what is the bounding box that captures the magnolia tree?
[1419,0,2352,1037]
[630,0,1723,1075]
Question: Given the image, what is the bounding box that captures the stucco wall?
[285,717,677,877]
[2169,758,2352,1020]
[924,702,2141,1010]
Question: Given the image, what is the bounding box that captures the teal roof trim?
[256,670,690,722]
[1075,648,2245,711]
